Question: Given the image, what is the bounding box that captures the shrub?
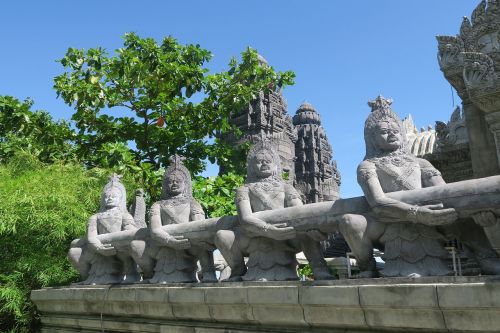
[0,152,139,332]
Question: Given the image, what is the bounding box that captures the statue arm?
[149,202,171,242]
[150,202,191,249]
[236,186,296,240]
[284,184,303,207]
[285,183,325,240]
[190,200,206,222]
[236,186,267,234]
[122,213,137,231]
[358,161,457,225]
[86,214,102,251]
[418,158,446,187]
[358,161,426,220]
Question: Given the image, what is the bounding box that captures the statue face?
[478,32,500,54]
[372,120,402,152]
[252,152,276,178]
[165,172,185,196]
[104,188,122,209]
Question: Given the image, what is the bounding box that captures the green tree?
[0,152,141,333]
[192,173,244,218]
[54,33,294,176]
[0,96,75,163]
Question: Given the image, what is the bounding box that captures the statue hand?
[415,203,458,226]
[96,243,117,256]
[165,235,191,250]
[263,223,296,240]
[472,211,498,227]
[306,229,328,242]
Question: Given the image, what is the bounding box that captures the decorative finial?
[109,173,122,183]
[169,154,186,170]
[368,95,393,113]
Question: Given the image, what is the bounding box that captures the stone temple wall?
[404,106,473,183]
[32,277,500,333]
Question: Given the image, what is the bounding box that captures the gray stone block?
[437,283,500,308]
[363,308,446,330]
[300,285,359,306]
[209,304,255,322]
[442,309,500,332]
[206,287,248,304]
[359,284,438,307]
[169,287,206,303]
[303,306,366,328]
[247,286,298,304]
[251,305,306,327]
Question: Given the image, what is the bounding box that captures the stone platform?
[31,276,500,333]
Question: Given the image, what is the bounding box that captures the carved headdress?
[161,155,192,199]
[364,95,409,159]
[461,1,500,46]
[99,173,128,212]
[246,136,283,182]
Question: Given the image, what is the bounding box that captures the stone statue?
[68,174,141,284]
[215,139,332,281]
[340,96,500,277]
[129,188,147,228]
[145,155,217,283]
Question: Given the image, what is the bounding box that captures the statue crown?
[368,95,393,113]
[169,154,186,170]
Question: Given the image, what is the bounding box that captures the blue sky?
[0,1,477,198]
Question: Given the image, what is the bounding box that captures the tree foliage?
[54,32,295,174]
[193,173,244,218]
[0,96,75,163]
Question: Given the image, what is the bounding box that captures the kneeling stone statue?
[215,139,332,281]
[141,155,217,283]
[339,96,500,277]
[68,174,142,284]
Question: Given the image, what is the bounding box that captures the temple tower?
[222,56,297,181]
[293,102,340,203]
[437,0,500,178]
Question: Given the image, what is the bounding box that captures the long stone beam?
[87,175,500,245]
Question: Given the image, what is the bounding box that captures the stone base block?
[31,276,500,333]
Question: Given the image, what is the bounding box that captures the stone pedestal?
[32,276,500,333]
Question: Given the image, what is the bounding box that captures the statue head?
[364,96,409,159]
[161,155,192,199]
[100,174,127,212]
[246,138,282,182]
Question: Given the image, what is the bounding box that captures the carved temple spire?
[293,101,340,203]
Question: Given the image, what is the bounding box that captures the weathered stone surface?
[32,277,500,333]
[437,0,500,177]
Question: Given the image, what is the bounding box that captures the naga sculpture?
[339,96,500,277]
[141,155,217,283]
[68,174,142,284]
[215,139,332,281]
